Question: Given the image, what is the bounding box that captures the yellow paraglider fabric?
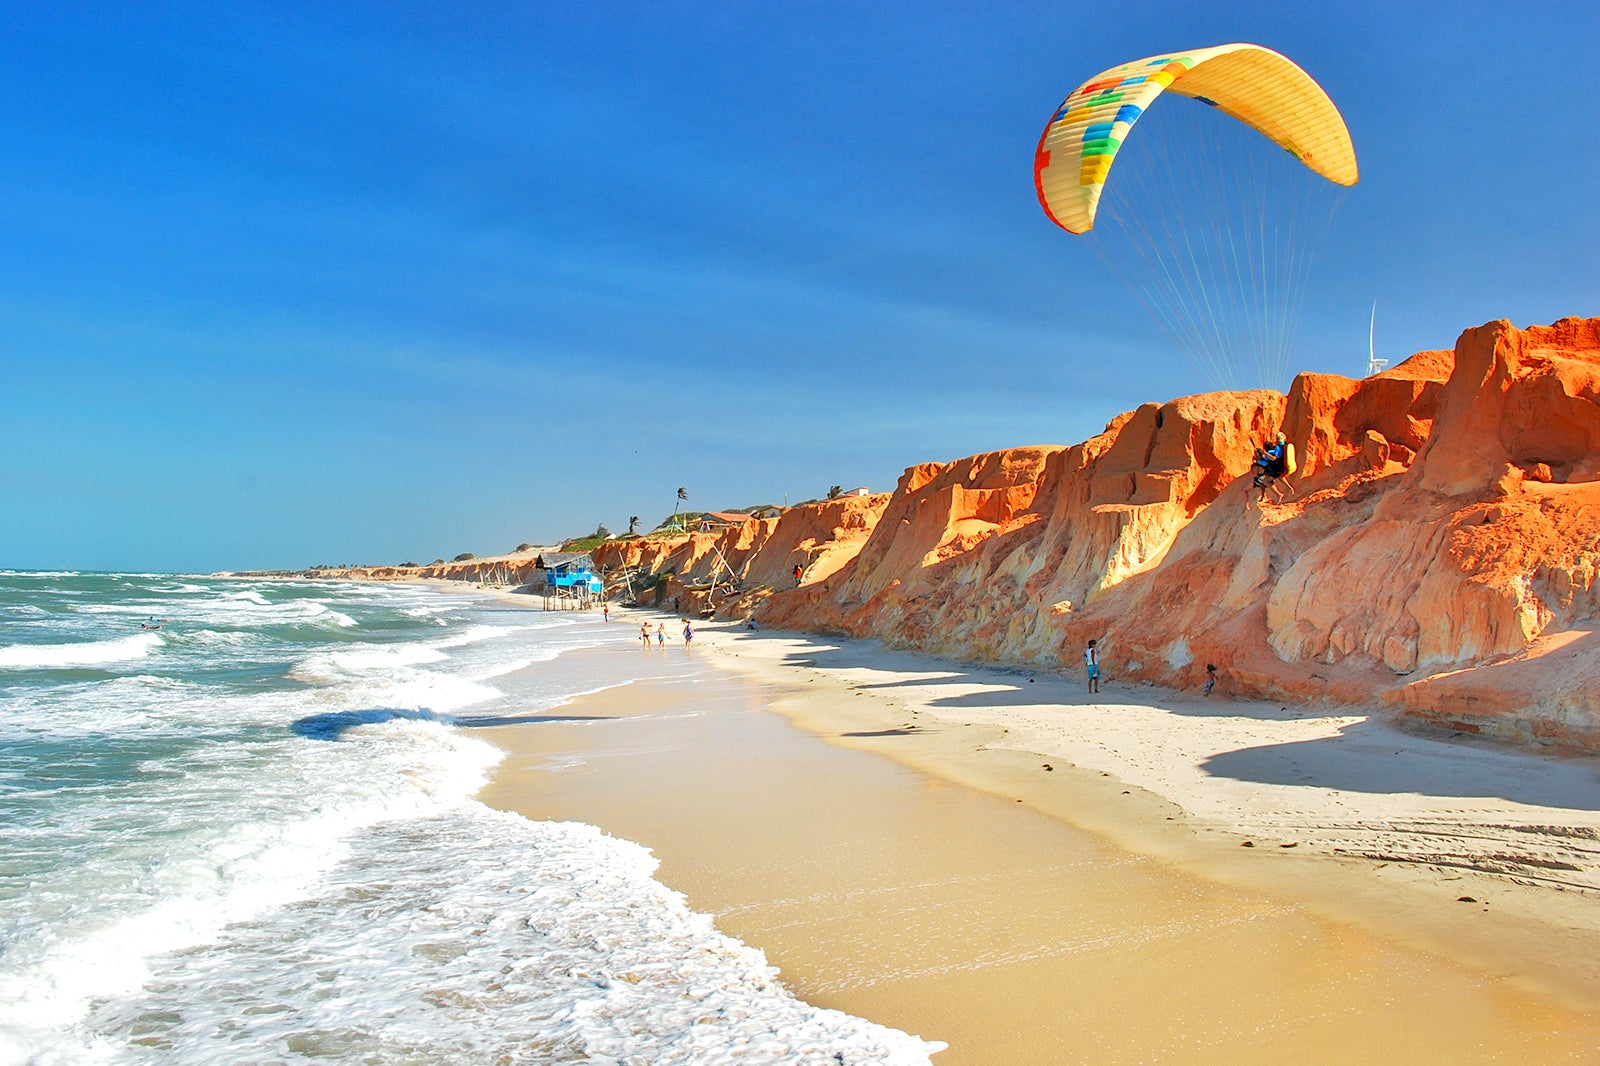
[1034,43,1358,234]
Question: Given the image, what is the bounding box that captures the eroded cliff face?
[593,495,890,614]
[599,317,1600,751]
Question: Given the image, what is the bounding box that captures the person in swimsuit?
[1084,639,1101,694]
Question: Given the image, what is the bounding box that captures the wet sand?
[478,619,1600,1064]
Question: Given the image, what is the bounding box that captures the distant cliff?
[595,317,1600,752]
[303,548,558,586]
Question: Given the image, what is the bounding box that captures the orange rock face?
[343,317,1600,752]
[592,495,891,616]
[596,317,1600,752]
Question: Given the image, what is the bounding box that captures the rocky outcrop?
[596,317,1600,752]
[593,495,891,614]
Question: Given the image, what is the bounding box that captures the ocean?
[0,572,940,1065]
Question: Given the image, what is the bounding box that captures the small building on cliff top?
[697,511,759,532]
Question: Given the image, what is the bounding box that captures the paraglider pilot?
[1251,432,1291,505]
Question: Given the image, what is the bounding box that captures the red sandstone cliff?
[594,495,890,612]
[596,317,1600,751]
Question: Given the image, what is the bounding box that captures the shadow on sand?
[1199,719,1600,811]
[772,638,1600,811]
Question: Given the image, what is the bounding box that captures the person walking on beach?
[1084,639,1101,694]
[656,623,666,647]
[640,623,650,648]
[603,603,610,624]
[1203,663,1217,697]
[683,620,694,650]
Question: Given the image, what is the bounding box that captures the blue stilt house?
[536,552,604,596]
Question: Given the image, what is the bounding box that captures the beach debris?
[1280,842,1299,848]
[1457,896,1478,903]
[1042,764,1053,771]
[1241,841,1255,847]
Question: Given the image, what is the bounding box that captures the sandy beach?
[701,619,1600,997]
[476,605,1600,1063]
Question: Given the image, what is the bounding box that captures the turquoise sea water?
[0,572,937,1065]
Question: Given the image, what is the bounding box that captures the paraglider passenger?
[1251,432,1290,505]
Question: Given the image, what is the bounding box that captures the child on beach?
[1204,663,1217,697]
[683,621,694,649]
[1085,639,1101,694]
[603,604,610,623]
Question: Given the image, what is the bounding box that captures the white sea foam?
[0,717,504,1060]
[298,603,359,627]
[0,577,938,1065]
[175,629,251,649]
[220,590,271,605]
[337,643,448,670]
[431,622,518,649]
[402,602,461,618]
[0,633,163,669]
[22,807,942,1066]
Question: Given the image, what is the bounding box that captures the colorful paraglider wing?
[1034,43,1357,234]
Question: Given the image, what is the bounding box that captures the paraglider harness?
[1251,440,1288,488]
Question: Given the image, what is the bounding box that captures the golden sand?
[478,630,1600,1064]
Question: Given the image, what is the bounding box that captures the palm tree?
[826,485,843,500]
[673,487,688,532]
[628,515,640,535]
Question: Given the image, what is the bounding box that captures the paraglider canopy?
[1035,43,1357,234]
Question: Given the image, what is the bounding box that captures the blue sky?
[3,1,1595,572]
